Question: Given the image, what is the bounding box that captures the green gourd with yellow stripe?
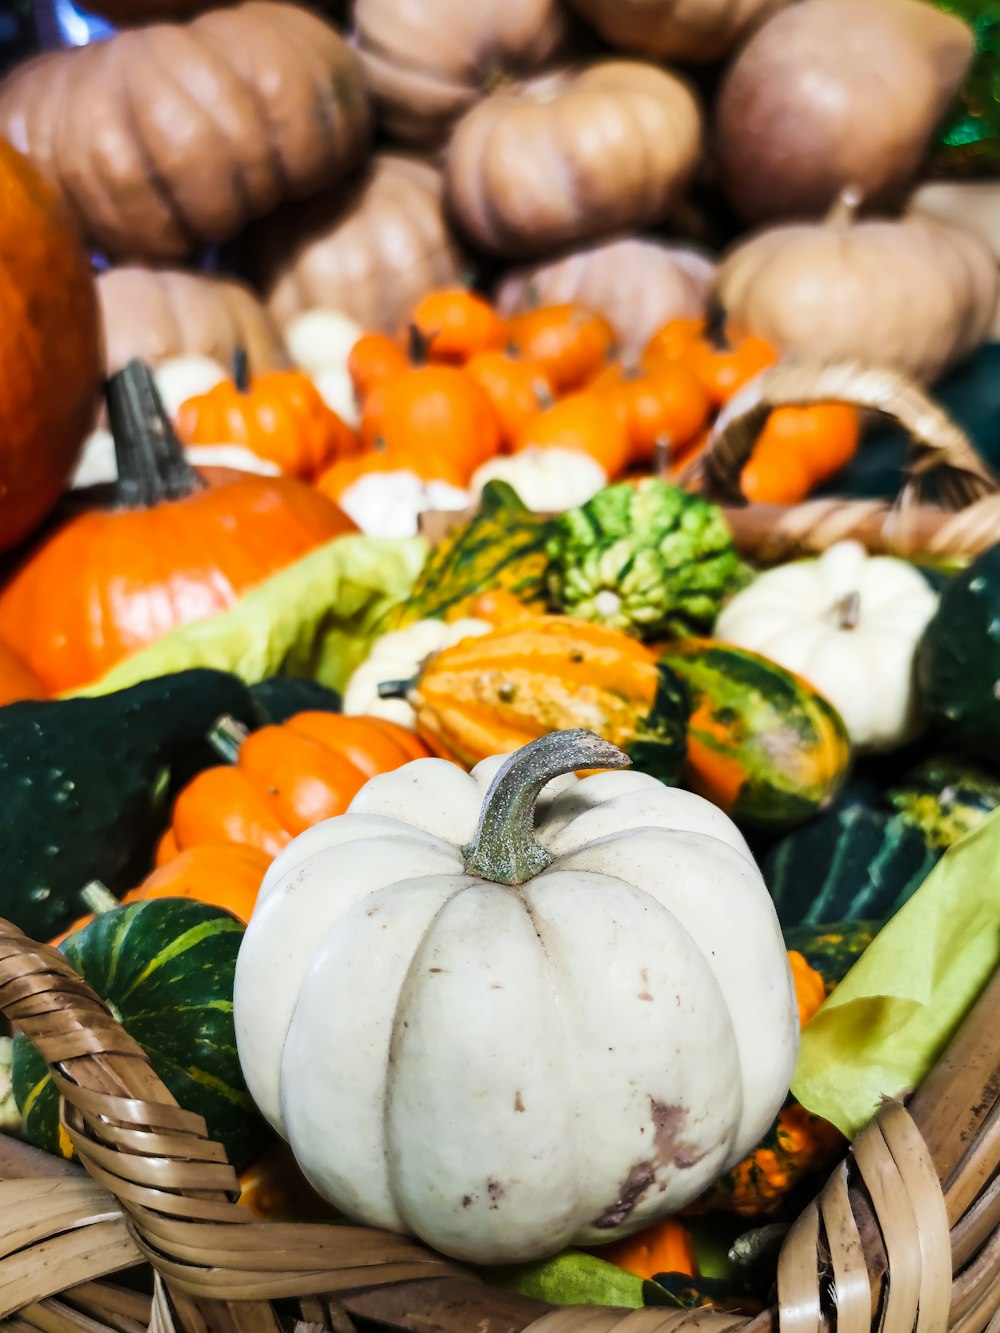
[12,898,265,1168]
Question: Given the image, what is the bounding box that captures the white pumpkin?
[471,447,606,513]
[284,309,364,427]
[342,617,492,728]
[234,730,798,1264]
[338,469,470,539]
[715,541,939,751]
[153,353,229,419]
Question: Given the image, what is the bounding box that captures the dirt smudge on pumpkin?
[593,1161,656,1228]
[487,1179,505,1210]
[514,1090,525,1112]
[638,966,653,1001]
[651,1098,706,1172]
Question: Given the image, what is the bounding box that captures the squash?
[494,237,714,363]
[0,644,46,706]
[563,0,789,63]
[763,804,938,928]
[445,62,703,258]
[97,267,284,379]
[782,921,880,987]
[589,1218,697,1281]
[739,405,861,505]
[504,305,617,393]
[659,640,852,831]
[917,543,1000,758]
[0,668,262,942]
[714,188,998,385]
[546,480,748,641]
[13,899,266,1167]
[887,756,1000,850]
[352,0,570,147]
[715,541,940,752]
[233,729,799,1262]
[175,352,358,481]
[164,712,431,859]
[383,481,555,629]
[0,139,102,552]
[472,450,607,513]
[0,362,356,695]
[392,614,690,782]
[715,0,975,224]
[245,155,466,335]
[0,3,371,260]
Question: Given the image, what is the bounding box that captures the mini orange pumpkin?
[505,303,616,392]
[643,314,777,407]
[464,350,554,449]
[590,361,711,464]
[410,288,507,363]
[175,350,357,479]
[162,711,431,859]
[514,392,630,477]
[348,332,411,400]
[0,642,47,706]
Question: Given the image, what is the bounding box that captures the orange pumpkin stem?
[108,359,206,509]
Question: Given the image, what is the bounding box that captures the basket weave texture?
[2,914,1000,1333]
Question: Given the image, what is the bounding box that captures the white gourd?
[234,730,798,1264]
[284,309,364,427]
[338,470,470,538]
[471,447,606,512]
[715,540,939,750]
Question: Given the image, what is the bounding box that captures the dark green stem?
[705,304,731,351]
[209,715,251,764]
[232,346,250,393]
[377,678,418,700]
[406,324,429,366]
[463,729,631,886]
[107,359,205,509]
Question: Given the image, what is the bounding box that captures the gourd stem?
[209,715,252,763]
[232,346,251,393]
[704,304,731,351]
[406,324,429,367]
[463,729,631,887]
[833,591,861,630]
[108,359,206,509]
[80,881,120,916]
[376,678,417,700]
[826,184,862,228]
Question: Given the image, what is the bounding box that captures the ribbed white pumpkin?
[234,730,798,1264]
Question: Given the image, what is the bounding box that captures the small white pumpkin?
[342,617,492,728]
[715,541,939,750]
[284,309,364,427]
[338,469,470,539]
[234,730,798,1264]
[153,354,229,420]
[471,447,606,513]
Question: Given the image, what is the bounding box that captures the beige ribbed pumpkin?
[714,190,999,384]
[352,0,570,148]
[244,155,467,335]
[495,236,714,361]
[562,0,789,63]
[446,63,703,259]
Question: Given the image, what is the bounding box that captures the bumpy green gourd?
[546,480,749,639]
[887,756,1000,849]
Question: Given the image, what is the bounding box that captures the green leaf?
[482,1250,645,1309]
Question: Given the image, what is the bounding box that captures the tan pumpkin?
[495,237,714,361]
[715,0,974,224]
[445,62,702,258]
[0,2,371,260]
[562,0,789,62]
[714,189,999,384]
[244,155,466,335]
[910,183,1000,341]
[98,267,285,379]
[352,0,570,148]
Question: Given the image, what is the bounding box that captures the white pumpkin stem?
[826,184,863,228]
[833,591,861,630]
[463,729,631,886]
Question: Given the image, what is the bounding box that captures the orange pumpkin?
[464,351,554,450]
[360,362,502,480]
[0,642,47,705]
[589,1218,697,1282]
[643,315,777,407]
[514,392,630,477]
[348,331,411,399]
[505,304,616,392]
[0,139,102,552]
[740,405,861,504]
[410,288,506,363]
[0,361,356,695]
[175,351,357,479]
[238,1140,339,1221]
[162,711,430,859]
[590,362,711,465]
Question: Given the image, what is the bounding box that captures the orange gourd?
[514,392,630,477]
[0,642,47,705]
[410,288,506,363]
[643,315,777,407]
[788,949,828,1028]
[0,362,355,694]
[175,352,357,479]
[348,332,411,399]
[237,1141,338,1221]
[740,405,861,504]
[590,362,711,464]
[590,1218,697,1281]
[162,711,430,859]
[464,350,554,449]
[505,304,616,392]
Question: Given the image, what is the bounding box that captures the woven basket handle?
[682,360,1000,511]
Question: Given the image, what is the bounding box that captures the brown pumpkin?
[495,237,715,361]
[0,139,102,553]
[245,155,466,335]
[562,0,788,63]
[352,0,571,147]
[98,267,285,379]
[714,189,999,384]
[0,2,372,260]
[0,362,356,695]
[715,0,974,224]
[445,62,703,257]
